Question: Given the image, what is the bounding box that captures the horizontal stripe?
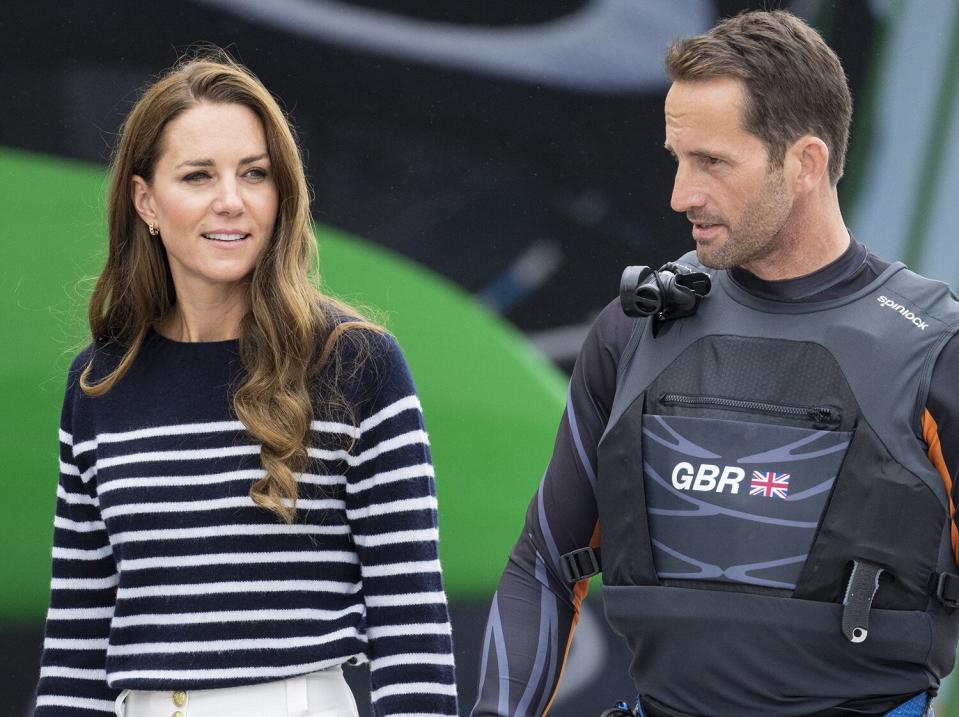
[117,580,361,599]
[59,459,80,476]
[44,637,109,650]
[99,470,344,493]
[354,528,438,547]
[111,606,364,628]
[98,469,264,494]
[111,523,348,544]
[52,545,114,561]
[299,472,347,486]
[365,591,448,608]
[371,682,458,701]
[101,496,343,520]
[359,395,422,434]
[311,420,361,438]
[35,695,114,711]
[72,437,98,455]
[119,550,358,571]
[51,575,119,590]
[108,629,358,655]
[305,396,423,442]
[309,430,429,466]
[57,484,98,506]
[98,420,244,445]
[362,560,441,577]
[367,623,453,639]
[46,607,114,621]
[348,463,434,494]
[371,653,456,670]
[347,496,437,520]
[86,416,381,452]
[54,516,106,533]
[98,445,260,471]
[108,655,360,682]
[39,665,107,680]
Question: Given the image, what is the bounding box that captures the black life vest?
[594,253,959,716]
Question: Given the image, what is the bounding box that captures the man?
[471,10,959,717]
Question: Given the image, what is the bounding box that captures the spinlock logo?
[671,462,745,494]
[877,295,928,330]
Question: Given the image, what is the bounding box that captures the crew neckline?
[728,235,867,302]
[147,326,240,347]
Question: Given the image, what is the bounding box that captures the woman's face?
[132,101,279,303]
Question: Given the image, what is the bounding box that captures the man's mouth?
[691,222,724,241]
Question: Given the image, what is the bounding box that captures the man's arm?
[923,332,959,565]
[471,301,634,717]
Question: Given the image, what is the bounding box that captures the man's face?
[665,77,794,271]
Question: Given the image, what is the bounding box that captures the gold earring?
[148,222,159,237]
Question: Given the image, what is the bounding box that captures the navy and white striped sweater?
[35,329,458,716]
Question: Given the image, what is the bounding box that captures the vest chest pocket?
[641,393,851,594]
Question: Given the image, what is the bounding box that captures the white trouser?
[114,666,359,717]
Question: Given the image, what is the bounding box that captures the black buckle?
[936,572,959,609]
[560,546,601,583]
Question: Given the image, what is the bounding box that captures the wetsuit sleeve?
[471,300,634,717]
[923,332,959,566]
[35,357,120,716]
[344,333,458,717]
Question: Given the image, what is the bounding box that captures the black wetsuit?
[471,239,959,716]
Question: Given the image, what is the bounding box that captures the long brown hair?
[82,50,382,522]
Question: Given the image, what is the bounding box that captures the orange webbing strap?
[922,408,959,565]
[542,521,601,716]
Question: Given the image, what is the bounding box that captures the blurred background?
[3,0,959,714]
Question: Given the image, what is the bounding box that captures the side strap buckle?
[560,546,601,583]
[935,572,959,609]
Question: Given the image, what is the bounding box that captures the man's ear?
[131,175,157,225]
[787,135,830,193]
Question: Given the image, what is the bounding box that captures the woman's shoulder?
[68,338,126,384]
[319,315,412,407]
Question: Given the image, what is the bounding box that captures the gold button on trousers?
[113,667,358,717]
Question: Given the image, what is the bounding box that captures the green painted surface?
[0,147,566,619]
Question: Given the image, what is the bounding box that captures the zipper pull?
[809,407,835,426]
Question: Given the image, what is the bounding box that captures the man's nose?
[670,167,706,214]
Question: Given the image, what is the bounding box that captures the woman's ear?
[131,175,157,225]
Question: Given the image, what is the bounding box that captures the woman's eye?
[244,168,268,180]
[183,171,210,182]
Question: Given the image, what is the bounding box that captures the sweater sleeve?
[343,333,458,717]
[35,353,120,716]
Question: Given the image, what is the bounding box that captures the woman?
[34,52,458,717]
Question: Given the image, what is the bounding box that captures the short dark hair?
[665,10,852,184]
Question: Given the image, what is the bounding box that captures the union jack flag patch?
[750,471,790,499]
